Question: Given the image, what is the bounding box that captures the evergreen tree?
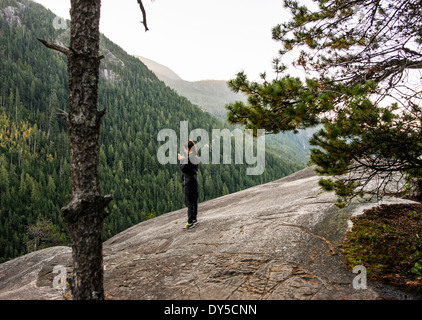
[27,217,65,252]
[227,0,422,207]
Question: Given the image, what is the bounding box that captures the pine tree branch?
[37,38,70,56]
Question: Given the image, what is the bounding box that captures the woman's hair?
[184,140,197,155]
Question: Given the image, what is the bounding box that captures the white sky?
[33,0,289,82]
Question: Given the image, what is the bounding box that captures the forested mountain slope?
[0,0,304,262]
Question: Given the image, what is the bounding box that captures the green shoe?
[183,222,195,230]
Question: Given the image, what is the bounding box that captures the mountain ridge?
[136,54,245,120]
[134,55,183,81]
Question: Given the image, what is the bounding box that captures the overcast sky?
[34,0,288,82]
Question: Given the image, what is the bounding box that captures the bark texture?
[61,0,111,300]
[38,0,150,300]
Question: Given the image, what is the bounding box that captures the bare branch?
[97,108,106,119]
[103,194,113,206]
[57,108,68,121]
[37,38,70,56]
[137,0,150,32]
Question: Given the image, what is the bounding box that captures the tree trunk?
[61,0,112,300]
[38,0,150,300]
[414,179,422,202]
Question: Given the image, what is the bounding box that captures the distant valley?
[136,55,316,165]
[136,55,245,120]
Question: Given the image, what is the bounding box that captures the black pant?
[186,202,197,224]
[184,185,198,223]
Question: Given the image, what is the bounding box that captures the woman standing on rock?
[178,140,199,230]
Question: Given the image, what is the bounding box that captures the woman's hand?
[178,154,185,161]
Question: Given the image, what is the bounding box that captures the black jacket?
[180,154,199,202]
